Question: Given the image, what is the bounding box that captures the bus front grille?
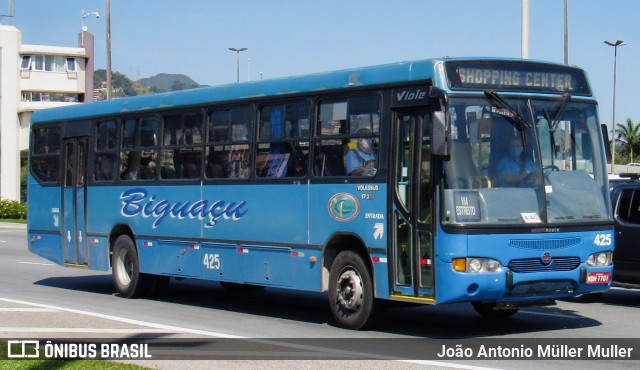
[508,257,581,273]
[508,237,581,250]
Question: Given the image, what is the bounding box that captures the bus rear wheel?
[328,250,376,330]
[112,235,152,298]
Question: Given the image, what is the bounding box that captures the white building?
[0,25,94,201]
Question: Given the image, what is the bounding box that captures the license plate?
[586,271,611,284]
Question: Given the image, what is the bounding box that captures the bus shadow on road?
[34,275,602,338]
[35,273,116,295]
[589,288,640,308]
[373,303,600,338]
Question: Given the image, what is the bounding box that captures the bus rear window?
[30,125,61,183]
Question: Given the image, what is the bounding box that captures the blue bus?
[28,58,614,329]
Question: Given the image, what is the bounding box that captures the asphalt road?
[1,222,640,369]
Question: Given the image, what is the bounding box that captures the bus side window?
[314,95,379,177]
[256,102,309,178]
[31,125,61,183]
[160,112,203,180]
[94,120,118,181]
[206,105,254,179]
[314,140,346,176]
[120,117,158,181]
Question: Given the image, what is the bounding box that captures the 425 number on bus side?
[203,253,221,270]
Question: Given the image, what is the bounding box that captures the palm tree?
[616,117,640,164]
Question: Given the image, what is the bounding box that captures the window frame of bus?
[30,123,62,184]
[93,119,119,182]
[119,115,160,182]
[159,110,205,181]
[255,100,311,179]
[205,104,255,180]
[313,93,382,178]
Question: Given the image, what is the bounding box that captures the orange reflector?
[309,256,317,263]
[452,258,467,272]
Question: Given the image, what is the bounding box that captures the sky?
[3,0,639,133]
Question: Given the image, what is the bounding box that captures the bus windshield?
[442,94,611,226]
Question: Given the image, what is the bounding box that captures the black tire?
[111,235,151,298]
[328,250,376,330]
[472,302,519,319]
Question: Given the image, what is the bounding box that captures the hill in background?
[138,73,201,92]
[93,70,202,100]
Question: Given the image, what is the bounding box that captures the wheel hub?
[336,269,364,312]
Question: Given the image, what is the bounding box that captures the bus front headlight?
[453,258,503,273]
[586,251,613,267]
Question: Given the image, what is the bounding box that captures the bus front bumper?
[436,264,612,304]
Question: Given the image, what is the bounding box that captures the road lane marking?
[19,261,55,266]
[0,297,497,369]
[0,327,173,334]
[0,308,58,312]
[0,297,244,338]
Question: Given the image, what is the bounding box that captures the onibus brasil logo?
[120,188,248,228]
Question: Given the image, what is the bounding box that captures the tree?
[93,69,137,97]
[616,117,640,164]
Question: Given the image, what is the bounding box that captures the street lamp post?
[106,0,112,99]
[228,47,247,83]
[605,40,627,173]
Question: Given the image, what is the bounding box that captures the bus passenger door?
[62,138,89,266]
[392,110,435,300]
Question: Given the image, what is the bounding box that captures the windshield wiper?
[544,93,571,133]
[484,90,531,131]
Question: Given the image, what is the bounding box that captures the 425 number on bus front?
[203,253,221,270]
[593,233,612,247]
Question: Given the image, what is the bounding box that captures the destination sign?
[444,61,591,95]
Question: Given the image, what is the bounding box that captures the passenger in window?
[231,122,248,141]
[497,136,538,187]
[346,129,377,176]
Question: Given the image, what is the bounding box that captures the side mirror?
[432,111,449,156]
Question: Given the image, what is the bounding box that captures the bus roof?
[31,57,588,124]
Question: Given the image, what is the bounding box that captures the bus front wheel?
[112,235,151,298]
[328,250,376,330]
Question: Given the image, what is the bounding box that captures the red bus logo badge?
[541,252,552,266]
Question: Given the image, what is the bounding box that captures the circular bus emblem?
[541,252,552,266]
[328,193,360,222]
